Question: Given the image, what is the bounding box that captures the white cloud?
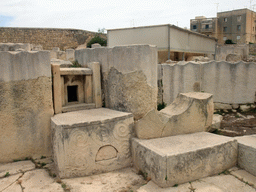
[0,0,250,32]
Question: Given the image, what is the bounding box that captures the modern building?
[107,24,217,63]
[190,8,256,44]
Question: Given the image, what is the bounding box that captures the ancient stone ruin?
[0,43,256,191]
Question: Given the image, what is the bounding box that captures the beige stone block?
[51,64,62,114]
[52,108,134,178]
[135,92,213,139]
[132,132,237,188]
[91,62,102,108]
[85,75,93,103]
[0,173,22,191]
[231,169,256,187]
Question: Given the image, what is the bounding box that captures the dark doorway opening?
[67,85,78,102]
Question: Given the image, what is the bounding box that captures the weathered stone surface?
[0,173,22,191]
[51,59,72,68]
[65,49,75,61]
[138,174,256,192]
[0,161,35,177]
[236,135,256,176]
[161,61,256,105]
[91,43,101,48]
[0,43,31,51]
[230,169,256,187]
[214,103,232,110]
[135,92,214,139]
[0,51,53,163]
[232,104,240,109]
[52,108,134,178]
[226,54,242,62]
[75,45,158,120]
[21,169,63,192]
[63,167,146,192]
[240,105,251,112]
[2,182,22,192]
[132,132,237,187]
[210,114,223,131]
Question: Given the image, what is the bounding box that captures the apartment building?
[190,8,256,44]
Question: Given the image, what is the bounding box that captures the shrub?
[87,35,107,48]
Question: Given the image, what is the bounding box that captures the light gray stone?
[230,169,256,187]
[240,105,251,112]
[135,92,214,139]
[21,169,63,192]
[52,108,134,178]
[132,132,237,187]
[65,49,75,61]
[2,182,22,192]
[0,51,51,82]
[0,173,22,191]
[0,161,35,177]
[232,104,240,109]
[236,135,256,176]
[51,59,72,68]
[0,43,31,51]
[210,114,223,131]
[138,174,256,192]
[75,45,158,120]
[214,103,232,110]
[91,43,101,48]
[63,167,145,192]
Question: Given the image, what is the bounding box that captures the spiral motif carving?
[113,122,129,140]
[70,129,88,147]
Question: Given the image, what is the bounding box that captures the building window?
[237,15,242,22]
[223,27,227,32]
[224,17,228,22]
[205,24,209,29]
[237,25,241,31]
[193,25,197,29]
[237,36,240,40]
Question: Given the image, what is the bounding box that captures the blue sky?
[0,0,252,32]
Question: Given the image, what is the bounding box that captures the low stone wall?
[216,44,249,61]
[160,61,256,105]
[75,45,158,120]
[0,51,54,163]
[0,27,103,50]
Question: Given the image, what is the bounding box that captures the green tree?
[87,28,107,48]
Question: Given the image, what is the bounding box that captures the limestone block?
[214,103,232,110]
[0,43,31,51]
[91,43,101,48]
[135,92,213,139]
[66,49,75,61]
[75,45,158,120]
[52,108,134,178]
[240,105,251,112]
[210,114,223,131]
[0,173,22,191]
[51,59,72,68]
[132,132,237,188]
[236,135,256,176]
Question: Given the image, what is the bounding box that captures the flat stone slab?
[236,135,256,176]
[0,173,22,191]
[0,161,35,177]
[138,174,256,192]
[63,167,146,192]
[230,169,256,188]
[52,108,134,178]
[21,169,63,192]
[132,132,237,187]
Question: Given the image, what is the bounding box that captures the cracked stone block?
[52,108,134,178]
[0,161,35,177]
[132,132,237,188]
[0,173,22,191]
[135,92,214,139]
[236,135,256,177]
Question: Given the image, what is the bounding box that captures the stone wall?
[0,27,103,50]
[160,61,256,105]
[216,44,249,61]
[75,45,158,120]
[0,51,54,163]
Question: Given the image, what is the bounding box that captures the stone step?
[236,135,256,177]
[51,108,134,178]
[132,132,237,188]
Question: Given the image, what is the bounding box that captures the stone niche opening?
[52,62,102,114]
[67,85,78,102]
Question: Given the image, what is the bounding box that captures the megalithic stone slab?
[236,135,256,177]
[135,92,214,139]
[132,132,237,188]
[51,108,134,178]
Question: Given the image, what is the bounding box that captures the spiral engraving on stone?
[95,125,111,143]
[70,153,89,169]
[70,129,88,147]
[120,143,130,158]
[113,122,129,140]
